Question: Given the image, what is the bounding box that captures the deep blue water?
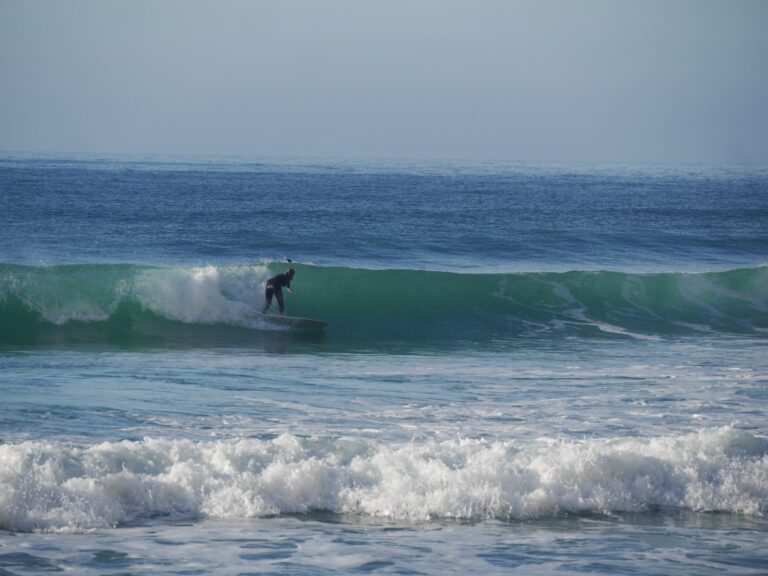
[3,154,766,271]
[1,153,767,575]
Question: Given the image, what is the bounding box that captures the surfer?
[262,268,295,315]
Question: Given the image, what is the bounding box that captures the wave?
[1,427,766,532]
[1,263,766,345]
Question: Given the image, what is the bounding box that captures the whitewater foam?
[132,265,267,325]
[1,428,765,532]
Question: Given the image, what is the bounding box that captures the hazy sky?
[1,0,766,162]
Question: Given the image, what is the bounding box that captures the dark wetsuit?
[263,273,292,314]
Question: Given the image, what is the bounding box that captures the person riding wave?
[262,268,295,315]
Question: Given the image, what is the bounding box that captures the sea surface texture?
[1,154,767,575]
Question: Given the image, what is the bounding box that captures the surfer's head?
[286,268,296,278]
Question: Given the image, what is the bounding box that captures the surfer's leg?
[275,287,285,314]
[263,286,274,313]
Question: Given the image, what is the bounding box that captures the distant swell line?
[1,263,767,345]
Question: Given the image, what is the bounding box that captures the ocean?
[1,153,767,575]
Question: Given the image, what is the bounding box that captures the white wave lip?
[0,264,273,327]
[1,427,766,532]
[132,265,268,325]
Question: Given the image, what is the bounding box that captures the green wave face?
[293,264,768,340]
[1,263,766,346]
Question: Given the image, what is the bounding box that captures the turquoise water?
[1,154,767,574]
[2,263,767,346]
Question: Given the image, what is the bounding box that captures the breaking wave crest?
[1,428,766,532]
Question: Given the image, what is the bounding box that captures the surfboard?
[261,314,328,330]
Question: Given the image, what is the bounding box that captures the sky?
[1,0,767,163]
